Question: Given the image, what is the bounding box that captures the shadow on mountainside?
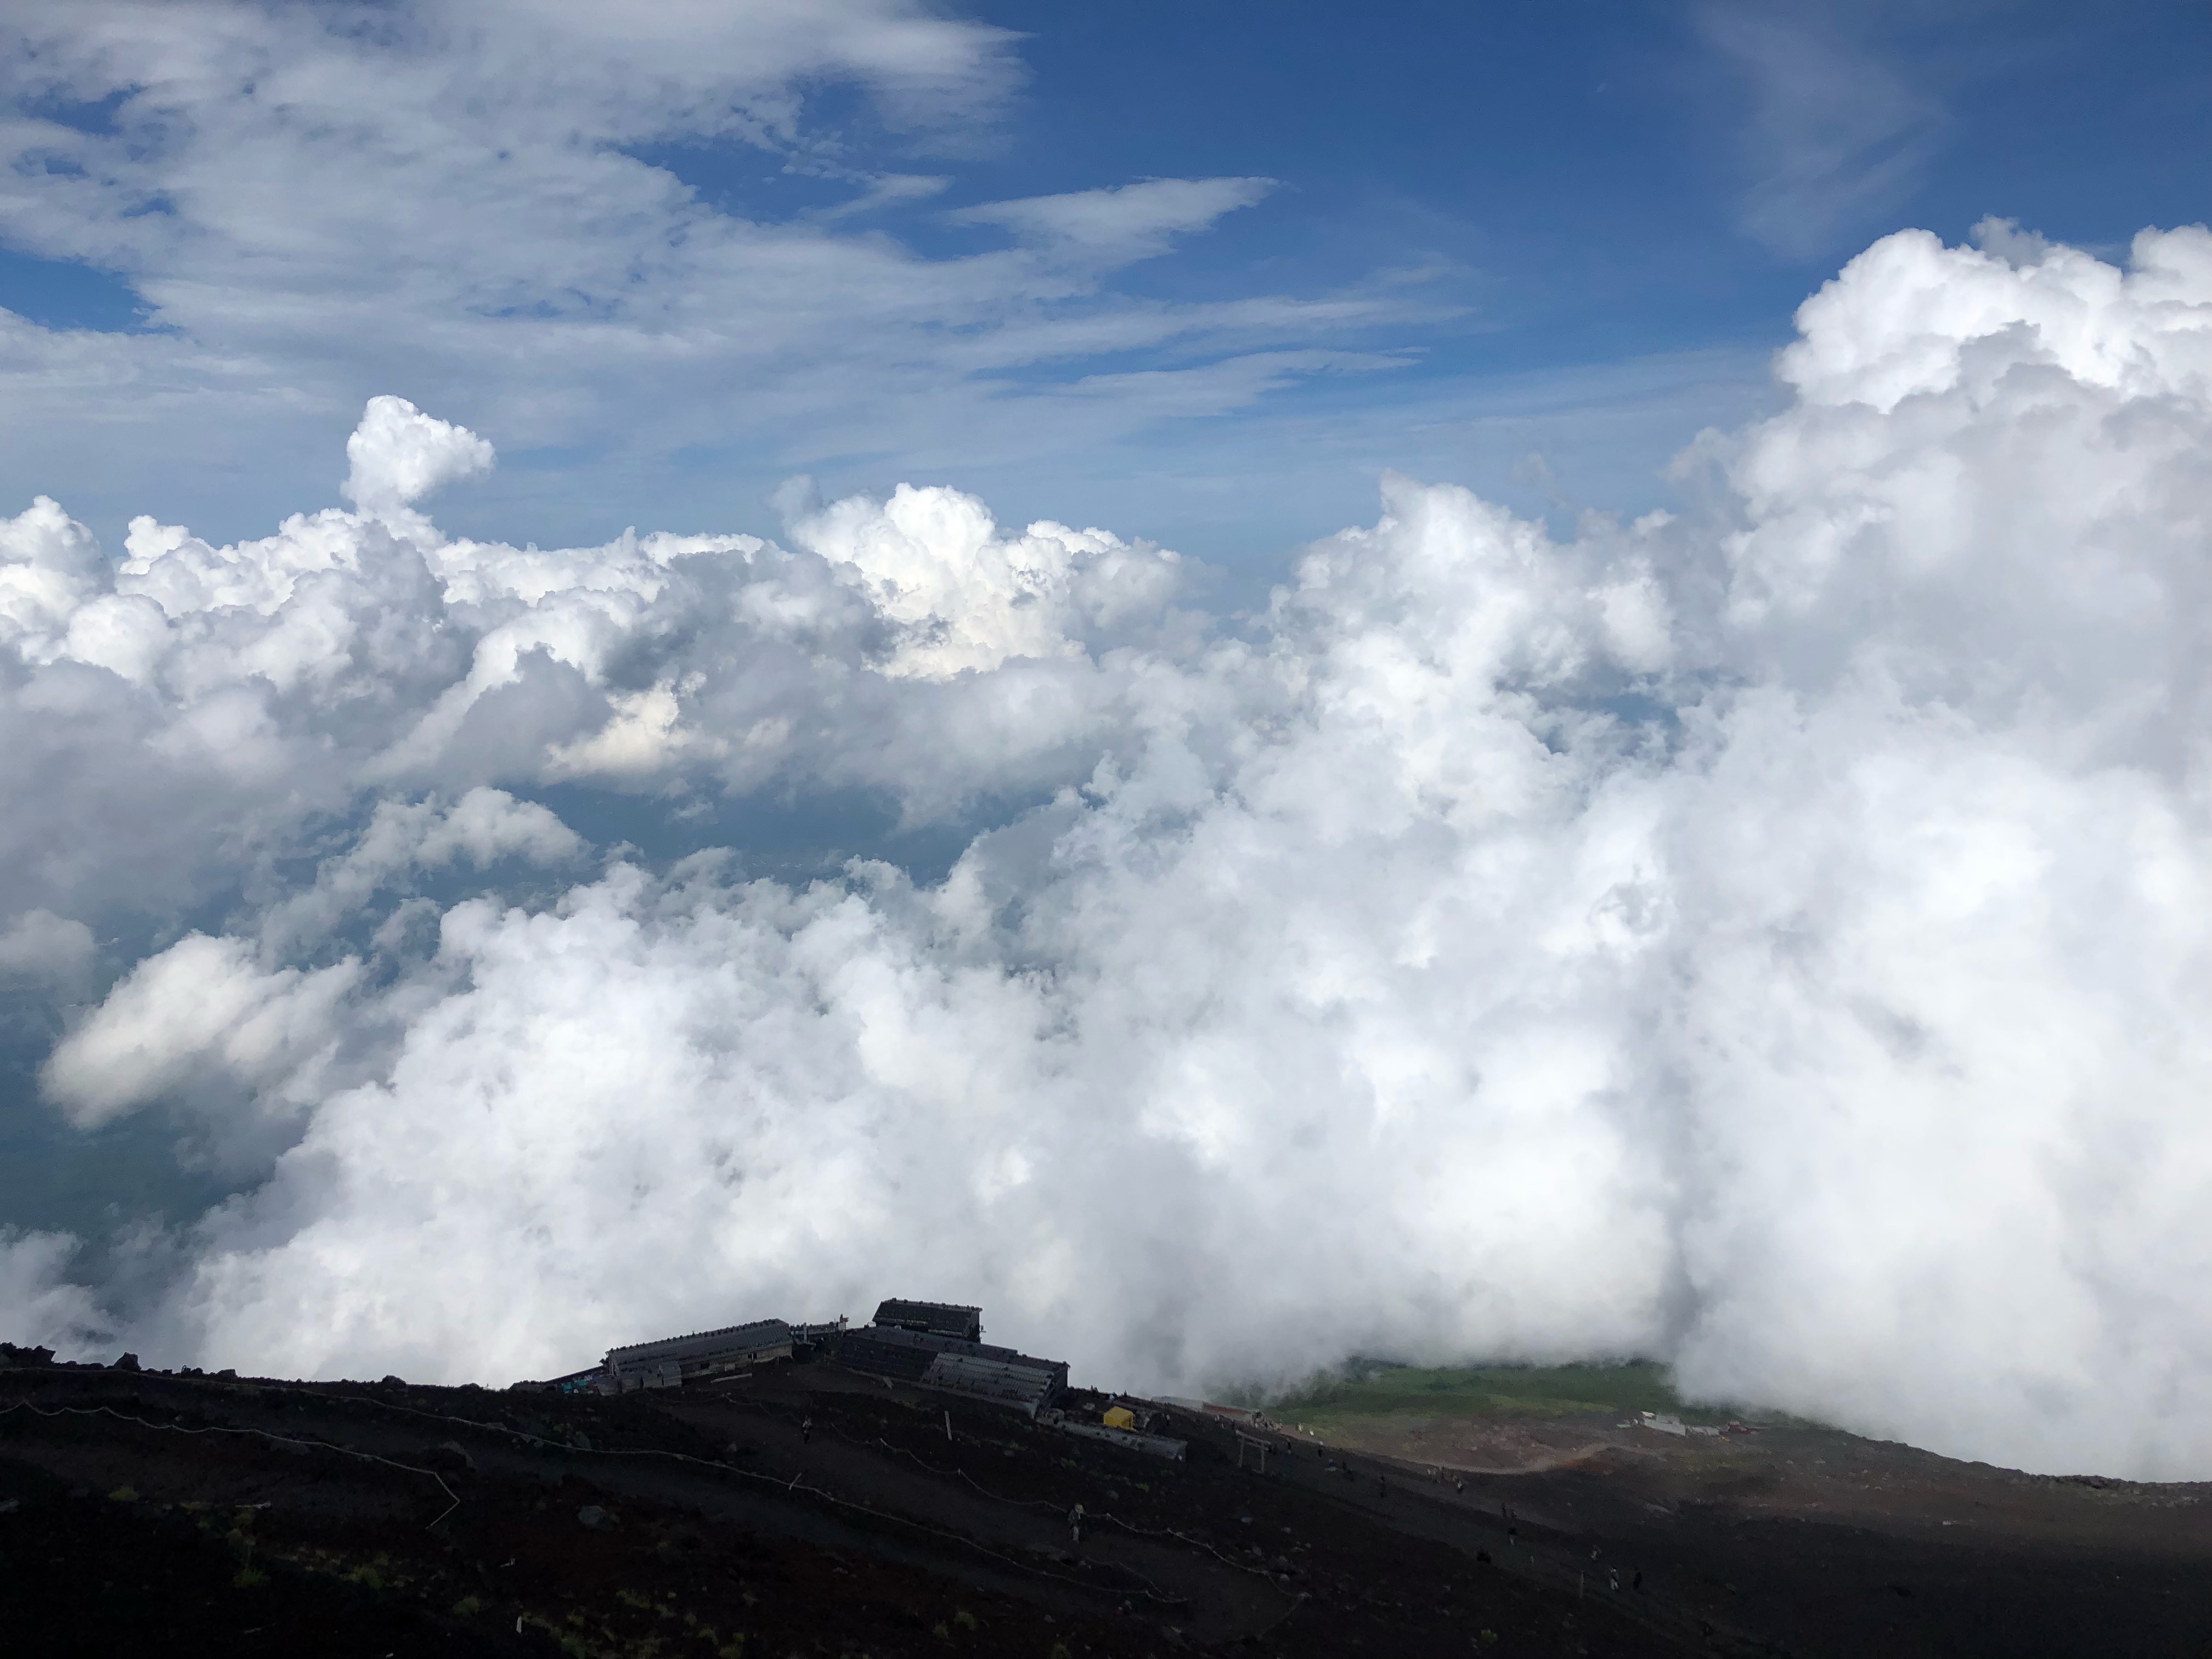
[4,1346,2210,1657]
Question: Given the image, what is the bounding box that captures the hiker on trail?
[1453,1477,1465,1494]
[801,1417,813,1444]
[1378,1475,1388,1498]
[1069,1503,1085,1548]
[1608,1568,1620,1593]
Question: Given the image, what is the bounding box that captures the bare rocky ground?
[2,1347,2208,1657]
[1295,1407,2212,1656]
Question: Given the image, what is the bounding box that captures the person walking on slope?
[800,1416,812,1445]
[1068,1503,1085,1549]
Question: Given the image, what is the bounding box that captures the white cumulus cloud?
[343,396,497,517]
[2,223,2210,1482]
[43,933,363,1135]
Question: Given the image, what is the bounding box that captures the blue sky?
[0,1,2206,567]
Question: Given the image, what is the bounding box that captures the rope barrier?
[0,1397,461,1528]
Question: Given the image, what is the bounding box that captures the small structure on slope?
[837,1304,1068,1418]
[1043,1404,1186,1460]
[512,1295,1185,1456]
[601,1318,798,1391]
[870,1300,984,1342]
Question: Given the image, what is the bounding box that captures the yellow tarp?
[1102,1406,1137,1430]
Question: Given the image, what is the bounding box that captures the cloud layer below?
[2,224,2209,1480]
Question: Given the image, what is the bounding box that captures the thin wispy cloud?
[0,3,1415,543]
[1699,2,1948,258]
[945,177,1278,261]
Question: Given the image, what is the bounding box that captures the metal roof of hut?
[871,1299,983,1342]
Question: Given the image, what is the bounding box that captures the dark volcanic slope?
[6,1351,2210,1657]
[1,1355,1664,1658]
[1291,1395,2212,1658]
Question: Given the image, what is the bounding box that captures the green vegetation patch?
[1267,1359,1734,1427]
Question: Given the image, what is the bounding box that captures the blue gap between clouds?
[0,1039,243,1265]
[534,781,996,890]
[24,87,131,138]
[0,247,154,334]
